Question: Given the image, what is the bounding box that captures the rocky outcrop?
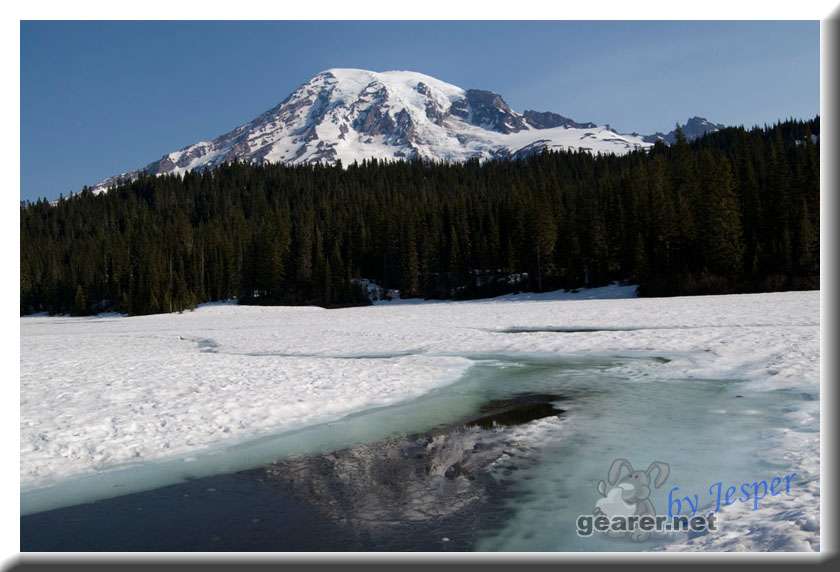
[449,89,530,134]
[523,110,596,130]
[642,116,725,145]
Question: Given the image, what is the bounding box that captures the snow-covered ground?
[20,287,819,551]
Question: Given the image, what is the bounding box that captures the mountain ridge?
[89,69,721,193]
[642,116,726,145]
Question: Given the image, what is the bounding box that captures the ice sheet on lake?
[20,287,820,551]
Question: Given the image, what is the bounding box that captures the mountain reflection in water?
[264,393,565,531]
[22,392,566,551]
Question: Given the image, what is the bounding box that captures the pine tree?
[796,200,817,274]
[400,218,420,297]
[532,199,557,291]
[698,151,744,276]
[73,285,87,316]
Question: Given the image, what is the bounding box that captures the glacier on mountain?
[91,69,654,193]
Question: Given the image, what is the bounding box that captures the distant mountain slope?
[642,116,726,145]
[90,69,723,193]
[91,69,657,192]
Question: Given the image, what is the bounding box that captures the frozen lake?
[20,288,820,551]
[22,352,810,551]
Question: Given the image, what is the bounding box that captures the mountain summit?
[642,116,725,145]
[91,69,705,192]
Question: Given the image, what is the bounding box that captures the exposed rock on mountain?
[90,70,722,193]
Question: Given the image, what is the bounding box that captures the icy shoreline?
[20,287,820,550]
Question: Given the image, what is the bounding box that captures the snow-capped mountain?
[90,69,711,193]
[642,116,725,145]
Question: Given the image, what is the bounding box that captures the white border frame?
[5,1,835,566]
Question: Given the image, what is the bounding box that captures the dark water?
[21,392,565,551]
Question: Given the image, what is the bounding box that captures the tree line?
[20,117,819,316]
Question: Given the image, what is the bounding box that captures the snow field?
[20,288,820,551]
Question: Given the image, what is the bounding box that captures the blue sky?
[21,21,819,201]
